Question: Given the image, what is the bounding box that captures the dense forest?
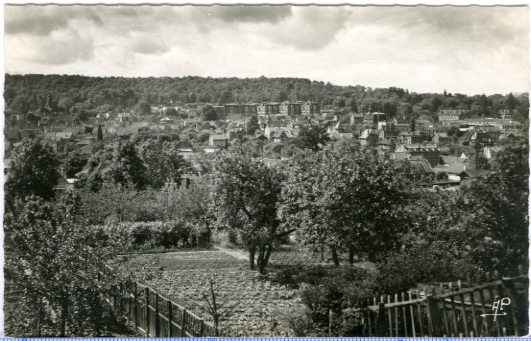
[5,74,530,123]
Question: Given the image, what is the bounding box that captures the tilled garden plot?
[121,250,303,337]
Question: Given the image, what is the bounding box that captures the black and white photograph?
[2,3,530,338]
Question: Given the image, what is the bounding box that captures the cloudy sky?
[4,5,529,95]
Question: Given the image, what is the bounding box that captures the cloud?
[5,5,102,36]
[265,7,351,51]
[3,5,528,95]
[35,30,94,65]
[207,5,292,23]
[5,28,94,65]
[129,35,170,55]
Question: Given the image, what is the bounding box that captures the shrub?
[375,249,478,295]
[119,221,211,251]
[296,265,378,335]
[131,223,154,247]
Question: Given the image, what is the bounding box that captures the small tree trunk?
[331,248,340,267]
[249,245,256,270]
[263,243,273,268]
[257,244,267,274]
[257,244,262,270]
[349,247,355,265]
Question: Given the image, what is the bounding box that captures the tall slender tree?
[97,124,103,141]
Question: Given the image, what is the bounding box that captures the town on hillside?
[4,89,528,194]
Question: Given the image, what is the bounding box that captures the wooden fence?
[348,267,528,337]
[100,265,217,337]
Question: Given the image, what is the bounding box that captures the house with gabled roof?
[270,129,298,143]
[4,129,20,141]
[56,131,75,142]
[209,133,229,148]
[38,118,50,127]
[395,144,440,167]
[350,113,365,125]
[359,129,379,147]
[431,132,449,145]
[470,132,499,147]
[409,155,435,174]
[459,169,495,188]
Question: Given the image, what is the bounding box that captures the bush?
[120,221,211,250]
[131,224,154,247]
[375,248,478,295]
[228,230,239,245]
[292,266,378,335]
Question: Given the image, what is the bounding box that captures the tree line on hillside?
[5,74,530,125]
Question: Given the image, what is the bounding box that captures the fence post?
[155,293,160,337]
[133,282,138,329]
[119,282,123,315]
[145,287,150,337]
[199,318,205,336]
[426,295,443,336]
[181,308,187,337]
[168,300,173,337]
[502,279,520,336]
[376,302,388,336]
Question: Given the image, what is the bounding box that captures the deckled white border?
[0,0,529,339]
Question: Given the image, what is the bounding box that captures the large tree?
[5,139,60,209]
[210,146,292,274]
[137,139,191,189]
[464,142,529,270]
[201,105,218,121]
[281,144,416,265]
[64,151,89,178]
[293,121,330,152]
[109,140,147,190]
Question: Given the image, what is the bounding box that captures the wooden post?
[449,283,459,336]
[478,288,489,336]
[457,280,469,336]
[145,287,150,337]
[426,291,443,336]
[492,295,502,337]
[367,298,373,337]
[468,289,479,336]
[408,291,417,337]
[155,293,160,337]
[394,293,399,336]
[133,282,138,329]
[502,279,520,336]
[199,318,205,336]
[401,292,408,337]
[181,308,187,337]
[168,301,173,337]
[417,291,424,337]
[439,284,450,336]
[387,295,393,336]
[376,302,388,336]
[329,308,333,337]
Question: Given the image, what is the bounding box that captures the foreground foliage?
[5,193,132,336]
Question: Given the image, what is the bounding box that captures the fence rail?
[100,265,217,337]
[348,267,528,337]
